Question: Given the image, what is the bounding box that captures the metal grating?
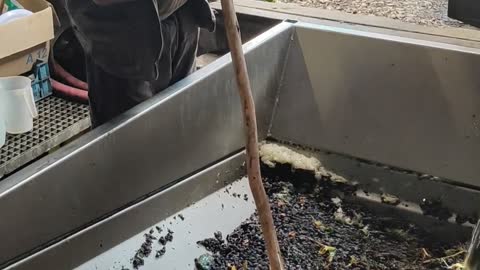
[0,96,90,178]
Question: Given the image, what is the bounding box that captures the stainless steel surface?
[270,22,480,187]
[9,144,478,270]
[0,96,90,178]
[0,23,293,267]
[5,20,480,268]
[288,144,480,220]
[7,152,251,270]
[73,178,254,270]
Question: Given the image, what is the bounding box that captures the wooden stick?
[219,1,285,269]
[0,0,5,15]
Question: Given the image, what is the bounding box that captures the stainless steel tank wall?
[4,20,480,268]
[270,23,480,187]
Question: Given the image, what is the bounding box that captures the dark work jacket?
[65,0,215,80]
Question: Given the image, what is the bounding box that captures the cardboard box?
[0,0,54,77]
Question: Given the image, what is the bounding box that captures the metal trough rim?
[4,20,480,268]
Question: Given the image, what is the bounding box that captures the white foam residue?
[259,143,348,183]
[259,143,320,171]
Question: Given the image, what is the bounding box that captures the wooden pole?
[219,0,285,269]
[0,0,5,15]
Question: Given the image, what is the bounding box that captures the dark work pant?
[83,8,199,128]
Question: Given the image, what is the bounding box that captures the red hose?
[53,60,89,90]
[51,79,89,103]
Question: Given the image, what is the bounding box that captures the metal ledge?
[6,152,247,270]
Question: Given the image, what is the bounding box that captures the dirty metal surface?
[74,178,255,270]
[7,145,475,270]
[6,152,249,270]
[0,96,90,179]
[6,19,480,269]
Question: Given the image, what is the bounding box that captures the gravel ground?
[276,0,470,28]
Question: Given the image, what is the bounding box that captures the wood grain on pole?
[219,0,285,269]
[0,0,5,15]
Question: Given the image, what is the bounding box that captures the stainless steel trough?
[2,20,480,269]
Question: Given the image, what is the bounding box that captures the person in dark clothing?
[65,0,215,127]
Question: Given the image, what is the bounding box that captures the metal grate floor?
[0,96,90,178]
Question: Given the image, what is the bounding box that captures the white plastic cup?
[0,76,38,134]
